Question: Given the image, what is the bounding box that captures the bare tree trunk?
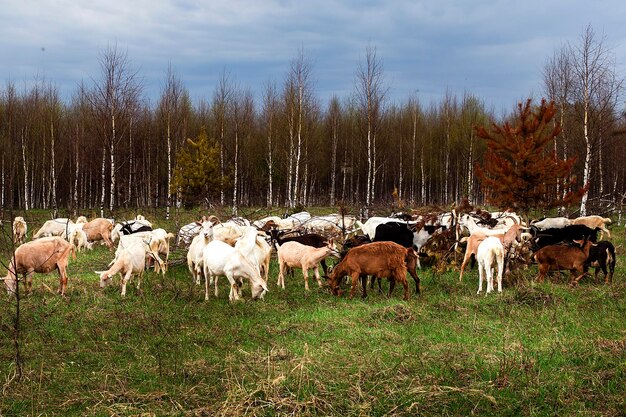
[21,129,29,211]
[1,158,4,208]
[293,85,303,207]
[166,118,171,219]
[109,113,116,212]
[330,124,338,206]
[128,117,133,208]
[420,141,426,205]
[267,125,273,207]
[399,135,403,201]
[580,97,590,216]
[366,128,372,207]
[286,110,295,208]
[50,119,57,216]
[73,124,79,210]
[411,106,417,204]
[232,125,239,216]
[100,147,106,218]
[467,132,474,201]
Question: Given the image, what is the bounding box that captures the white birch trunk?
[50,120,57,216]
[100,147,106,218]
[293,86,303,207]
[330,128,338,206]
[73,124,79,210]
[166,119,171,219]
[411,110,417,204]
[128,117,133,207]
[267,124,273,207]
[232,127,239,216]
[109,113,116,212]
[467,132,474,200]
[366,128,372,207]
[580,97,590,216]
[286,117,294,208]
[420,142,426,205]
[1,159,4,208]
[21,129,29,211]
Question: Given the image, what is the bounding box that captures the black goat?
[531,225,598,250]
[584,240,616,284]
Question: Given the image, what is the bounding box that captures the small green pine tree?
[171,129,222,207]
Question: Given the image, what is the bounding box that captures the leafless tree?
[569,25,623,215]
[88,43,142,215]
[355,45,387,211]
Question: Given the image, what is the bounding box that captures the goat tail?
[70,244,77,260]
[606,248,614,268]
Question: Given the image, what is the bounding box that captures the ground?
[0,209,624,416]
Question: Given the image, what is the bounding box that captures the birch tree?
[570,25,622,215]
[262,81,279,207]
[158,64,190,219]
[326,96,341,206]
[355,45,386,211]
[89,44,142,214]
[283,49,314,208]
[212,70,233,206]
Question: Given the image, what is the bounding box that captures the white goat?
[476,236,505,295]
[33,218,74,239]
[12,216,27,245]
[277,240,338,290]
[531,217,571,230]
[187,221,215,284]
[234,226,272,281]
[201,239,268,301]
[69,227,93,252]
[96,239,163,297]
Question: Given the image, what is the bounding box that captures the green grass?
[0,213,625,416]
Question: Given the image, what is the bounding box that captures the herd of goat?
[1,208,617,300]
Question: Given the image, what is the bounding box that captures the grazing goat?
[531,217,571,230]
[81,218,115,249]
[476,237,505,294]
[459,224,524,282]
[69,227,93,252]
[584,240,616,284]
[570,215,612,240]
[201,239,268,301]
[3,237,75,296]
[277,240,338,291]
[235,227,272,281]
[12,216,27,245]
[96,239,163,296]
[33,218,74,239]
[533,239,594,285]
[326,241,411,301]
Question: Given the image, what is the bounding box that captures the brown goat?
[82,218,115,249]
[3,237,75,296]
[533,239,593,285]
[327,241,410,301]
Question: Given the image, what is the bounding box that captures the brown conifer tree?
[475,99,585,223]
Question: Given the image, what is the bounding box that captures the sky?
[1,0,625,114]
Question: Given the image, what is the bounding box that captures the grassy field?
[0,210,625,416]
